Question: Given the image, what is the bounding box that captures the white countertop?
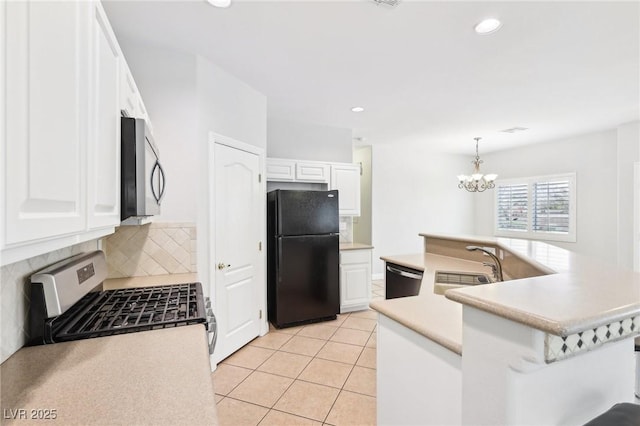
[380,234,640,339]
[340,242,374,251]
[372,253,489,355]
[1,273,217,425]
[103,272,198,289]
[0,326,217,425]
[426,233,640,336]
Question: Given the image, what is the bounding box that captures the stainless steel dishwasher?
[385,262,424,299]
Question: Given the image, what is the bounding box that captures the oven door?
[144,132,165,215]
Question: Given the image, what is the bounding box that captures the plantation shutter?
[496,183,528,231]
[532,180,571,234]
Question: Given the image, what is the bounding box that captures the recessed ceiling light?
[351,106,365,113]
[474,18,502,35]
[206,0,231,8]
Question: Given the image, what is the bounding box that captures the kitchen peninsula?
[372,233,640,426]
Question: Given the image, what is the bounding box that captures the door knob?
[217,262,231,270]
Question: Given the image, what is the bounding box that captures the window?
[495,173,576,242]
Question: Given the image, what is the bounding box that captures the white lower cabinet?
[339,248,372,313]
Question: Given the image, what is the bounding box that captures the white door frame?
[207,132,268,367]
[634,162,639,272]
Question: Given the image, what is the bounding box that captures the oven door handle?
[208,312,217,355]
[386,265,423,280]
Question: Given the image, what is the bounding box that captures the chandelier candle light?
[457,137,498,192]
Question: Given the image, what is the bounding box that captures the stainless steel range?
[28,251,216,353]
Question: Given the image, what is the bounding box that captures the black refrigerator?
[267,189,340,328]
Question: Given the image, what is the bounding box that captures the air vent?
[372,0,401,7]
[500,126,529,134]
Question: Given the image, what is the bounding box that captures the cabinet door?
[266,158,296,181]
[331,164,361,216]
[296,162,330,183]
[4,1,90,244]
[340,261,372,313]
[87,1,121,230]
[120,63,138,118]
[340,249,371,313]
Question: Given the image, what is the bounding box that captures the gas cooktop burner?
[28,251,213,348]
[49,283,206,342]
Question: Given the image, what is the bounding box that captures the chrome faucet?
[466,246,503,282]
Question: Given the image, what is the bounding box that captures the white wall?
[118,39,268,296]
[195,55,267,295]
[119,40,198,223]
[616,121,640,269]
[197,57,267,151]
[474,130,619,264]
[353,146,372,245]
[267,118,352,163]
[371,144,475,275]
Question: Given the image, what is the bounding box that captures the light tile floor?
[213,279,385,426]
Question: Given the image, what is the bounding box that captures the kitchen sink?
[433,270,493,295]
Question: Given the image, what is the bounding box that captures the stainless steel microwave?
[121,117,165,223]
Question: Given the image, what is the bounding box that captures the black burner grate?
[50,283,206,342]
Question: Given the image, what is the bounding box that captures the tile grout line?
[217,344,281,400]
[321,327,373,424]
[267,313,365,424]
[216,309,378,425]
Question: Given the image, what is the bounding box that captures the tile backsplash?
[0,240,98,363]
[102,222,197,278]
[340,216,353,243]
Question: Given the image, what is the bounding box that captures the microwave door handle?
[150,162,160,203]
[157,162,166,203]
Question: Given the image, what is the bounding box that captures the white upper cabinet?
[266,158,296,181]
[5,1,91,244]
[266,158,361,216]
[296,162,330,183]
[87,1,121,230]
[2,0,144,265]
[331,164,361,216]
[120,63,138,118]
[119,59,152,135]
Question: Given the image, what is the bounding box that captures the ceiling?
[103,0,639,154]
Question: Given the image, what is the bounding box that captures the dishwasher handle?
[386,265,423,280]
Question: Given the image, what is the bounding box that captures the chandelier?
[457,137,498,192]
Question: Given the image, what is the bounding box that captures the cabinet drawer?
[266,159,295,181]
[340,249,371,265]
[296,162,330,183]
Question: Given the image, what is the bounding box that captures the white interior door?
[213,139,264,362]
